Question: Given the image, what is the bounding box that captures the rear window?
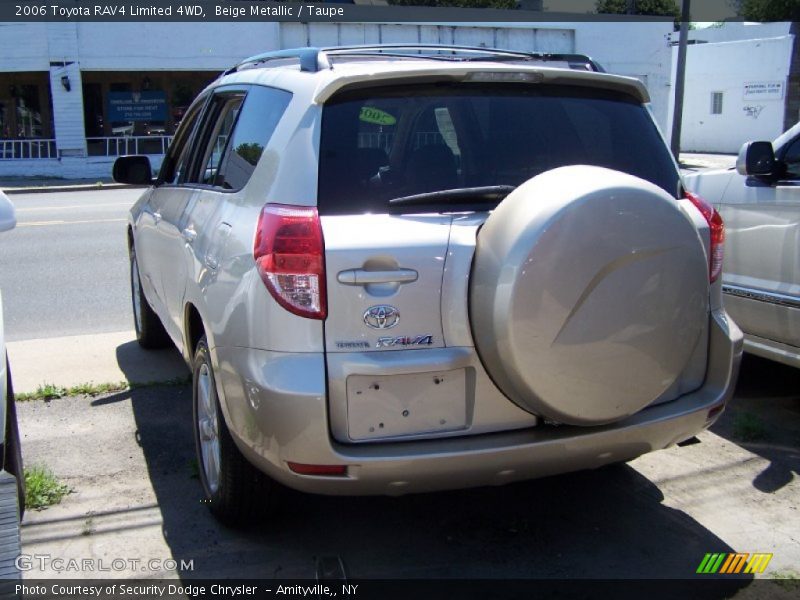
[318,83,680,214]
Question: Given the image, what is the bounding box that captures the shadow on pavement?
[711,354,800,493]
[91,381,752,595]
[114,339,188,387]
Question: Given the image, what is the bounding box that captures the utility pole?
[670,0,690,159]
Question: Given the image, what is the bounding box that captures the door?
[156,91,245,334]
[719,134,800,346]
[135,97,205,336]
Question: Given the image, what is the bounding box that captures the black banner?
[0,0,766,23]
[4,578,780,600]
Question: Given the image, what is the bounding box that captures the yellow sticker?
[359,106,396,126]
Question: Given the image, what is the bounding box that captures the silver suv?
[114,45,743,525]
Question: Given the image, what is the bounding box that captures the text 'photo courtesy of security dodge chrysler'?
[113,45,743,526]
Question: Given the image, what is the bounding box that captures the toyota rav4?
[114,45,743,525]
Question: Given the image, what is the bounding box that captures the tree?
[595,0,680,17]
[733,0,800,20]
[388,1,518,8]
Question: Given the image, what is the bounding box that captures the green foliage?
[24,465,70,510]
[388,0,518,8]
[15,377,191,402]
[235,143,265,166]
[732,412,768,442]
[595,0,679,16]
[735,0,800,21]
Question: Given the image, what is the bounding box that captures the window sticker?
[359,106,396,126]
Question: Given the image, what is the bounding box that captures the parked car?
[685,123,800,368]
[114,45,742,525]
[0,190,24,576]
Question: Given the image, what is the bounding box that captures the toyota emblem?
[363,305,400,330]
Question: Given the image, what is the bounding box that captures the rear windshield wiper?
[388,185,516,207]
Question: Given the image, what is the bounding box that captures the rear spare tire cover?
[470,165,708,426]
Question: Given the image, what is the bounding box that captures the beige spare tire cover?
[470,165,708,426]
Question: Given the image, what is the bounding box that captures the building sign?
[107,91,167,122]
[743,81,784,101]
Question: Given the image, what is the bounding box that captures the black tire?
[192,336,276,526]
[129,246,170,349]
[4,362,24,519]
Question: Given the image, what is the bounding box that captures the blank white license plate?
[346,369,467,441]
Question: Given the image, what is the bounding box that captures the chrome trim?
[363,305,400,330]
[722,284,800,309]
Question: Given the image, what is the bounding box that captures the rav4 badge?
[376,335,434,348]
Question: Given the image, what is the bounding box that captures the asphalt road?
[0,188,141,342]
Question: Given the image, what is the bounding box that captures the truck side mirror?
[736,141,776,177]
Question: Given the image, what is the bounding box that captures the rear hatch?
[318,80,709,443]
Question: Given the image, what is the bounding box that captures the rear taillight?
[254,204,326,319]
[685,191,725,283]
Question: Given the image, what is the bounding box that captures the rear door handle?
[182,227,197,244]
[152,211,161,224]
[337,268,418,285]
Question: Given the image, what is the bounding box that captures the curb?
[3,183,145,195]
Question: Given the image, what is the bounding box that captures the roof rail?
[223,48,328,75]
[225,45,605,75]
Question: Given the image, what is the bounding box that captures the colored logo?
[363,305,400,330]
[696,553,773,574]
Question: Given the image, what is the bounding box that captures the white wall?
[74,22,282,71]
[668,36,793,153]
[0,155,163,179]
[47,24,87,156]
[571,22,673,132]
[0,23,49,72]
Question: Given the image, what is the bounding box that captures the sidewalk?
[7,331,188,394]
[679,153,737,172]
[0,177,131,195]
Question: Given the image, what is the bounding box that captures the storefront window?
[15,84,44,138]
[0,75,52,140]
[83,71,216,156]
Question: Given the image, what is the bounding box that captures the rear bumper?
[214,309,742,496]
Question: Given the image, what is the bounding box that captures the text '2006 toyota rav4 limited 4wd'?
[114,45,743,525]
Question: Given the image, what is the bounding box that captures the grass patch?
[733,412,768,442]
[24,464,70,510]
[15,376,191,402]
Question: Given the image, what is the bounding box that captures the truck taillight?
[685,191,725,283]
[254,204,327,320]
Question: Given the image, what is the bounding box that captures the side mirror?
[0,191,16,233]
[736,141,776,177]
[113,156,153,185]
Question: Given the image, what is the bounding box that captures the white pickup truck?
[685,122,800,368]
